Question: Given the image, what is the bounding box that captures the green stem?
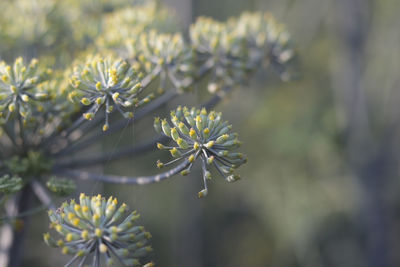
[7,185,33,267]
[0,204,47,223]
[55,160,190,185]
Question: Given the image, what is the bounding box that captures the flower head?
[126,31,195,92]
[96,2,177,50]
[0,57,52,121]
[44,194,152,266]
[189,14,295,94]
[189,17,253,94]
[155,106,247,197]
[69,56,154,131]
[190,17,245,57]
[234,12,295,80]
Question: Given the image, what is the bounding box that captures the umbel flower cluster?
[69,55,153,131]
[155,106,246,198]
[44,194,153,267]
[97,2,178,50]
[0,1,295,266]
[0,57,52,121]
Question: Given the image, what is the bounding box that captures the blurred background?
[1,0,400,266]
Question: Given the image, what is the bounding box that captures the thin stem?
[17,115,27,149]
[51,59,216,158]
[30,180,55,210]
[0,204,47,223]
[63,106,97,138]
[0,197,6,216]
[64,254,80,267]
[77,255,88,267]
[43,67,162,151]
[40,106,96,149]
[2,124,18,149]
[53,135,169,169]
[52,90,178,157]
[52,86,230,170]
[7,186,33,267]
[55,160,190,185]
[92,245,100,267]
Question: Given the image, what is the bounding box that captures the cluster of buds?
[234,12,295,80]
[44,194,153,266]
[154,106,247,197]
[46,177,76,196]
[69,56,154,131]
[0,57,52,122]
[189,17,250,94]
[190,17,246,57]
[126,31,194,92]
[0,174,23,194]
[189,13,295,93]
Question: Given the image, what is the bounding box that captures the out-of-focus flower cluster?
[96,2,178,51]
[235,12,295,80]
[0,0,71,60]
[155,106,247,197]
[0,58,52,121]
[69,55,154,131]
[44,194,153,266]
[0,0,166,63]
[189,13,295,94]
[126,31,195,92]
[116,11,295,97]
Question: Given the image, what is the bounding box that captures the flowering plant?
[0,1,294,266]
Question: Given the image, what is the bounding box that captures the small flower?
[44,194,153,266]
[69,56,154,131]
[155,106,247,197]
[0,57,51,121]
